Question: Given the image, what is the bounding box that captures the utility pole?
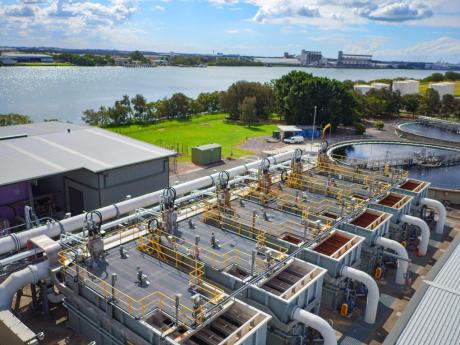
[310,105,317,154]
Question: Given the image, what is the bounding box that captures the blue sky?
[1,0,460,62]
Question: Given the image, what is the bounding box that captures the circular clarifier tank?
[330,141,460,190]
[397,121,460,144]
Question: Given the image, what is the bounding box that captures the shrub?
[375,120,384,130]
[355,122,366,135]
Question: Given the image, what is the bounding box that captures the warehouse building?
[0,53,54,65]
[0,122,175,230]
[337,51,373,68]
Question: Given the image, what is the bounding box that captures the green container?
[192,144,222,165]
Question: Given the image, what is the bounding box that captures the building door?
[68,186,84,215]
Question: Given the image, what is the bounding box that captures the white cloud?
[226,29,239,33]
[376,36,460,62]
[0,0,138,33]
[154,5,165,11]
[209,0,459,28]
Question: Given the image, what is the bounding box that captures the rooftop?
[0,122,175,186]
[384,233,460,345]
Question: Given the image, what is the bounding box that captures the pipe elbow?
[375,237,409,285]
[291,307,337,345]
[341,266,379,324]
[401,214,430,256]
[421,198,446,234]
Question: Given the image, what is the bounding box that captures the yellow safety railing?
[314,161,393,191]
[58,240,224,326]
[203,204,329,249]
[140,227,275,275]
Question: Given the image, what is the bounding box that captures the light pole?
[310,105,317,153]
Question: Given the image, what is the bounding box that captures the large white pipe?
[420,198,446,234]
[0,260,50,310]
[291,307,337,345]
[401,214,430,256]
[340,266,379,324]
[0,151,294,255]
[375,237,409,285]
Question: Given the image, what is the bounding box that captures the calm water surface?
[0,66,443,123]
[399,122,460,143]
[333,143,460,189]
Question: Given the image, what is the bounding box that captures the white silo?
[393,80,419,95]
[371,83,390,90]
[429,82,455,98]
[354,84,372,95]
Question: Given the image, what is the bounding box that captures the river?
[0,66,441,123]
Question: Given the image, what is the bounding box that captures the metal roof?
[384,234,460,345]
[277,125,303,132]
[0,122,175,186]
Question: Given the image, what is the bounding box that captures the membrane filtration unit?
[0,147,447,345]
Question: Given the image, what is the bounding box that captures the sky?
[1,0,460,62]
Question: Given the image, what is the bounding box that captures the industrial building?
[0,122,175,232]
[0,143,455,345]
[299,50,322,66]
[353,83,389,95]
[392,80,420,95]
[337,51,373,68]
[0,53,54,65]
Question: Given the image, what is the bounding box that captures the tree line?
[81,70,460,128]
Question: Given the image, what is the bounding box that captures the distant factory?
[297,49,374,68]
[0,52,54,65]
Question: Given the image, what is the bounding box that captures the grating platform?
[66,240,200,322]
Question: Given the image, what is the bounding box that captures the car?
[283,136,305,144]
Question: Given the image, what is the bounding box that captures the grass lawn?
[419,81,460,96]
[109,114,278,161]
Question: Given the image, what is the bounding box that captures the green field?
[109,114,277,161]
[419,81,460,96]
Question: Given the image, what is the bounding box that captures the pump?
[291,149,303,176]
[161,187,178,235]
[317,140,329,164]
[258,158,272,202]
[84,210,104,262]
[216,171,232,210]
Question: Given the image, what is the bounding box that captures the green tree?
[441,94,456,118]
[120,95,132,120]
[220,81,273,120]
[108,101,130,125]
[154,98,172,119]
[169,93,193,118]
[273,71,357,127]
[423,72,444,82]
[375,120,384,130]
[240,96,257,125]
[401,94,421,116]
[131,94,148,122]
[362,88,401,118]
[194,92,222,113]
[418,89,441,116]
[128,50,148,63]
[444,71,460,81]
[0,113,32,126]
[454,99,460,120]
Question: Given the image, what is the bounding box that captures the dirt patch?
[238,136,284,154]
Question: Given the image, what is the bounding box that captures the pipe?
[0,260,50,310]
[400,214,430,256]
[420,198,446,234]
[375,237,409,285]
[291,307,337,345]
[0,151,294,255]
[340,266,379,324]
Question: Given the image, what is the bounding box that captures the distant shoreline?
[1,64,456,72]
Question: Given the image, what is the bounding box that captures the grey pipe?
[0,151,294,255]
